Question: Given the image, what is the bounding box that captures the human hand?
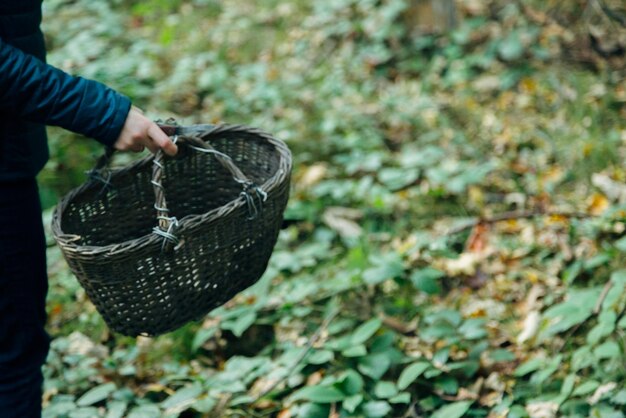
[113,106,178,156]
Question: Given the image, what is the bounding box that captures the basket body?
[52,125,291,336]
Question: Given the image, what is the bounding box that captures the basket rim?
[51,123,292,256]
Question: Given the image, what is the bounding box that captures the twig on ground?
[251,308,339,404]
[380,313,418,335]
[402,401,420,418]
[213,393,234,417]
[557,278,616,351]
[445,210,592,236]
[594,280,615,314]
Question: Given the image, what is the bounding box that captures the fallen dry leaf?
[322,206,363,238]
[525,401,558,418]
[587,382,617,405]
[592,173,626,202]
[587,192,610,215]
[299,164,328,188]
[517,310,541,345]
[277,408,292,418]
[466,223,490,253]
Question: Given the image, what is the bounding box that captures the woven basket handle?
[90,125,257,242]
[151,133,253,233]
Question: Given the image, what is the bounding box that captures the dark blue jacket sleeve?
[0,37,131,147]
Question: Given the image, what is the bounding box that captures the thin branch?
[250,308,339,403]
[445,210,593,236]
[402,401,419,418]
[556,278,615,351]
[594,280,614,314]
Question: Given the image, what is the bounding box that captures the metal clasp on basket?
[86,167,113,196]
[153,215,179,252]
[240,181,268,220]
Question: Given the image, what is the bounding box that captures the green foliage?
[40,0,626,416]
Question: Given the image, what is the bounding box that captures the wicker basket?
[52,124,291,337]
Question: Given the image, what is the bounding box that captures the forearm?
[0,37,131,146]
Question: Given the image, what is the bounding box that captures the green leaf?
[556,373,576,405]
[43,400,77,417]
[338,370,364,395]
[308,350,334,365]
[126,405,161,418]
[489,349,515,362]
[296,403,331,418]
[351,318,382,345]
[585,253,611,271]
[611,389,626,405]
[447,361,480,378]
[76,382,116,407]
[572,380,600,397]
[458,318,487,340]
[541,287,601,338]
[590,405,625,418]
[431,400,473,418]
[435,375,459,395]
[230,395,254,406]
[105,401,128,418]
[446,163,494,193]
[594,340,621,359]
[397,362,430,390]
[507,404,529,418]
[192,327,217,352]
[69,408,100,418]
[378,167,419,190]
[410,268,444,295]
[358,352,392,379]
[433,347,450,366]
[291,386,347,403]
[343,394,363,414]
[374,381,398,399]
[610,270,626,284]
[362,254,404,285]
[362,400,392,418]
[421,322,457,341]
[424,368,443,379]
[191,397,217,413]
[530,355,562,386]
[161,383,203,410]
[221,310,257,338]
[342,344,367,358]
[614,237,626,252]
[370,333,395,353]
[389,392,411,404]
[572,346,594,371]
[426,309,463,327]
[587,311,616,345]
[325,335,354,351]
[604,272,626,310]
[563,260,583,284]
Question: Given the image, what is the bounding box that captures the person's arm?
[0,37,176,155]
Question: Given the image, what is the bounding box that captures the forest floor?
[39,0,626,417]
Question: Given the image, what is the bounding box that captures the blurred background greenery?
[40,0,626,417]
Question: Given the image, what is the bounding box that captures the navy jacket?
[0,0,131,181]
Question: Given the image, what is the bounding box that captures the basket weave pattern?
[52,125,291,336]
